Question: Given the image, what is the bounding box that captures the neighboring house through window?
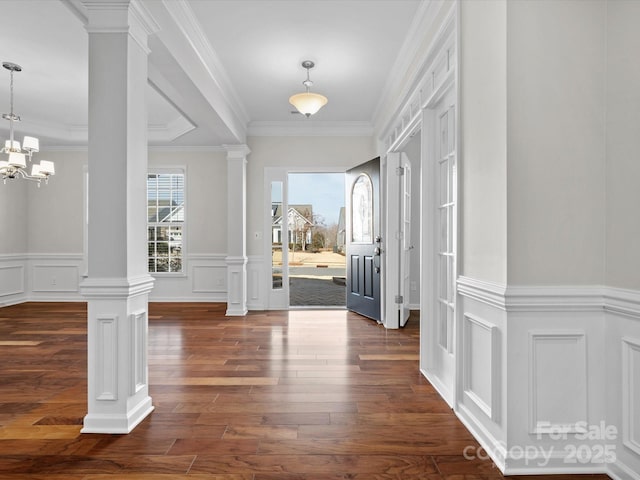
[271,203,314,250]
[147,171,185,273]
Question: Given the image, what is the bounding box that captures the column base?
[81,396,154,434]
[226,306,249,316]
[226,255,248,316]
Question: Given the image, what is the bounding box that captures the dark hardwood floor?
[0,302,610,479]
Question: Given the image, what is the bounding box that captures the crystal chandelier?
[0,62,54,186]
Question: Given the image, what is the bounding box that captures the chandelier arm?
[14,168,44,185]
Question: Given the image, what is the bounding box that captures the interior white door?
[421,89,457,407]
[384,152,412,329]
[399,152,412,327]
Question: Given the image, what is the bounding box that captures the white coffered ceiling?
[0,0,423,148]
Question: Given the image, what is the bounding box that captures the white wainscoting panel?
[528,331,588,435]
[247,255,265,310]
[229,270,241,305]
[32,264,80,292]
[456,277,507,473]
[0,264,25,298]
[130,311,147,396]
[463,313,499,421]
[27,254,84,301]
[192,265,226,293]
[96,315,118,401]
[622,337,640,456]
[149,254,227,302]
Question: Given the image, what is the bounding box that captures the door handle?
[373,246,381,273]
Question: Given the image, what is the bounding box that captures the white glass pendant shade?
[289,92,328,117]
[4,139,20,151]
[22,136,39,152]
[39,160,55,175]
[8,151,26,168]
[30,163,44,177]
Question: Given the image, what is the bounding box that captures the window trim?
[147,167,187,277]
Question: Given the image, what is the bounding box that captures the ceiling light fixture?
[289,60,328,117]
[0,62,54,186]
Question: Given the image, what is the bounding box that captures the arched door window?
[351,173,373,244]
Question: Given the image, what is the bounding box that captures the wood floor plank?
[0,302,612,480]
[189,453,439,475]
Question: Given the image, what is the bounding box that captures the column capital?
[223,144,251,160]
[80,274,155,299]
[83,0,159,53]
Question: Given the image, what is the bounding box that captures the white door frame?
[263,166,350,310]
[264,167,290,310]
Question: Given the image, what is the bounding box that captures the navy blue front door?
[345,157,381,322]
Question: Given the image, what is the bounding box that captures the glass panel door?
[271,181,284,290]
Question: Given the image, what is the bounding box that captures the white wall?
[149,150,227,254]
[459,0,507,285]
[506,0,606,286]
[27,151,85,254]
[605,0,640,292]
[0,174,28,254]
[0,175,28,305]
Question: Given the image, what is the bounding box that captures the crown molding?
[5,115,195,146]
[148,116,196,142]
[247,121,373,137]
[373,0,456,139]
[61,0,88,24]
[39,145,229,152]
[148,145,227,153]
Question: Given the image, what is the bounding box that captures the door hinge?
[395,295,404,304]
[395,166,404,176]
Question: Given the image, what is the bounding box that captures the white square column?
[80,0,158,433]
[224,145,250,316]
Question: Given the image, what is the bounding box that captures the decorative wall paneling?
[463,313,499,422]
[246,255,265,310]
[0,255,27,306]
[96,315,118,401]
[456,277,640,478]
[148,254,227,302]
[528,331,588,436]
[606,299,640,480]
[0,254,232,303]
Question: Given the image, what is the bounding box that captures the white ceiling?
[0,0,423,148]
